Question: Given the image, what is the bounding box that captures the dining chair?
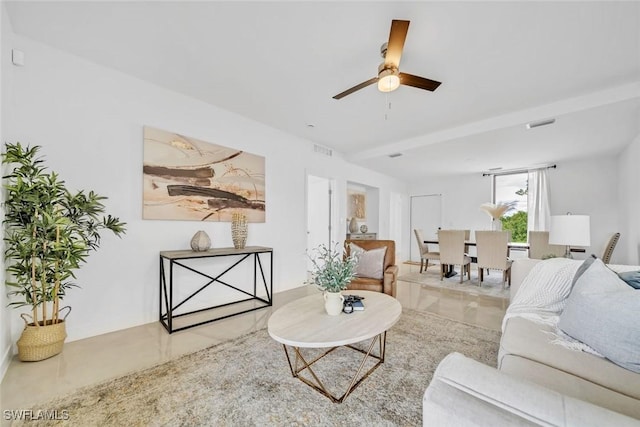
[437,229,471,283]
[463,229,471,255]
[601,232,620,264]
[475,230,512,287]
[528,231,565,259]
[413,229,440,273]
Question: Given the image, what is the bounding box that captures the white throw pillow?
[349,243,387,280]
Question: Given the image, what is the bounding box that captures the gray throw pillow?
[618,270,640,289]
[558,258,640,373]
[349,243,387,280]
[571,254,597,288]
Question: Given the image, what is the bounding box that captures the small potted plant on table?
[308,244,358,316]
[3,142,126,361]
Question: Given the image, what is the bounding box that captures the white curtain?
[527,168,551,232]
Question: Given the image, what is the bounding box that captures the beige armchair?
[528,231,565,259]
[475,230,513,287]
[438,230,471,283]
[344,240,398,297]
[413,229,440,273]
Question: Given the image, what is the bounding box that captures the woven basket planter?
[17,307,70,362]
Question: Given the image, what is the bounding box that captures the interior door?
[410,194,442,262]
[306,175,332,270]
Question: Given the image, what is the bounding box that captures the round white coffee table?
[268,290,402,403]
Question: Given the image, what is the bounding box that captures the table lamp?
[549,214,591,258]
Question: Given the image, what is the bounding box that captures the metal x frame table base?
[280,332,387,403]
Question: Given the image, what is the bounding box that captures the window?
[493,172,528,242]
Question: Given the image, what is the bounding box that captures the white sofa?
[423,257,640,425]
[423,352,640,426]
[500,258,640,419]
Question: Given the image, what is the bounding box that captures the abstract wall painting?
[348,189,366,220]
[143,126,265,222]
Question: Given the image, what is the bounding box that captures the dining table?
[423,240,530,256]
[423,239,585,277]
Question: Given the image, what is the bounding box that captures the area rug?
[398,269,510,299]
[16,310,501,427]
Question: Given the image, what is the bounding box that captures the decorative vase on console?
[231,212,248,249]
[190,230,211,251]
[349,217,359,234]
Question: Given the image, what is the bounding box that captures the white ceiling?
[5,1,640,181]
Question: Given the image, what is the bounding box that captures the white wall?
[409,156,624,262]
[1,27,406,355]
[0,3,10,381]
[409,173,493,232]
[548,156,621,262]
[618,132,640,265]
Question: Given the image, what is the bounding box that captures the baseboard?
[0,343,13,383]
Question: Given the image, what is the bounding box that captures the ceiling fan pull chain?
[384,93,389,120]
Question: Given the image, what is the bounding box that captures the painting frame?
[347,189,366,220]
[143,126,265,222]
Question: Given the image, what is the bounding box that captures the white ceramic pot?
[190,230,211,251]
[323,291,344,316]
[348,217,359,234]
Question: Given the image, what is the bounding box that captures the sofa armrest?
[423,352,640,427]
[383,265,398,298]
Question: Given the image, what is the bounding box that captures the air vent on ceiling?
[526,118,556,129]
[313,144,332,157]
[388,153,403,158]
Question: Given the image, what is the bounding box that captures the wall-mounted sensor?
[526,118,556,129]
[12,49,24,66]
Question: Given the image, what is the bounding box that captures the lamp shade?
[549,215,591,246]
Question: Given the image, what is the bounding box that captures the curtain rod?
[482,164,556,177]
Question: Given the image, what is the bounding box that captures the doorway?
[306,174,334,270]
[410,194,442,262]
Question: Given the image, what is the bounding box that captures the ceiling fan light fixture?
[377,67,400,93]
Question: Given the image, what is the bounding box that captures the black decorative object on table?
[342,295,365,314]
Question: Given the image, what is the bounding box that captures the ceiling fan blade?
[332,77,378,99]
[399,72,442,91]
[385,20,410,68]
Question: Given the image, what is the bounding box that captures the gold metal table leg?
[280,332,388,403]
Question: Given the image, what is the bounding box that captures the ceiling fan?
[333,20,442,100]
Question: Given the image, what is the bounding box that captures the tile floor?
[0,262,507,413]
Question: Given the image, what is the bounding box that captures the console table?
[346,233,377,241]
[159,246,273,333]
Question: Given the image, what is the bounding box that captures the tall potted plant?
[2,142,126,361]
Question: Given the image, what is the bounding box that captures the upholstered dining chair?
[602,232,621,264]
[475,230,513,287]
[463,229,471,255]
[437,229,471,283]
[413,229,440,273]
[528,231,565,259]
